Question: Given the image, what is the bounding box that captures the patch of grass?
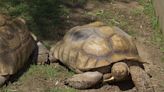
[130,8,144,16]
[19,64,74,81]
[0,89,12,92]
[86,9,137,35]
[0,64,75,91]
[138,0,159,31]
[138,0,164,60]
[86,9,121,26]
[0,0,68,40]
[161,57,164,62]
[0,88,20,92]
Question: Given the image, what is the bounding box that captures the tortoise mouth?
[111,62,129,81]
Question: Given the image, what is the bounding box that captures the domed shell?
[51,22,141,72]
[0,14,36,75]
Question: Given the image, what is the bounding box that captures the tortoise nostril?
[111,62,129,81]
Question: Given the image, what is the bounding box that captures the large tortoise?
[0,14,49,86]
[49,22,154,91]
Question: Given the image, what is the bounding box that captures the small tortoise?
[0,14,49,86]
[50,22,154,91]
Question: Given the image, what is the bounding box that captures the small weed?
[130,8,144,16]
[0,89,10,92]
[91,9,119,26]
[119,21,128,29]
[138,0,146,6]
[126,28,138,36]
[160,47,164,53]
[161,57,164,62]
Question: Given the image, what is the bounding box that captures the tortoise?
[0,14,49,86]
[49,22,154,91]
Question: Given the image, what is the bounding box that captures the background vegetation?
[0,0,87,39]
[139,0,164,57]
[0,0,164,91]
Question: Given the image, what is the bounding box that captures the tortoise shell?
[0,14,36,75]
[50,22,141,72]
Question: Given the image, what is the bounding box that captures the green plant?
[0,89,9,92]
[138,0,157,27]
[0,0,69,40]
[161,57,164,62]
[130,8,144,16]
[139,0,164,60]
[19,64,74,81]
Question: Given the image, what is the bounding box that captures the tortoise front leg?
[36,42,49,64]
[64,71,103,89]
[130,66,154,92]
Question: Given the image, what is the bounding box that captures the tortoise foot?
[64,71,103,89]
[0,76,8,87]
[130,66,155,92]
[36,42,49,65]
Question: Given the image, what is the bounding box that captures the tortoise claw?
[103,76,114,82]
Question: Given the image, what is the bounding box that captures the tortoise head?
[111,62,129,81]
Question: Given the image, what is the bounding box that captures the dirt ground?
[1,0,164,92]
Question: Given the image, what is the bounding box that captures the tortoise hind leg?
[0,75,9,87]
[30,33,49,64]
[64,71,103,89]
[36,42,49,64]
[30,41,49,65]
[130,66,155,92]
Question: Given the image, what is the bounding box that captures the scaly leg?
[130,66,154,92]
[64,71,103,89]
